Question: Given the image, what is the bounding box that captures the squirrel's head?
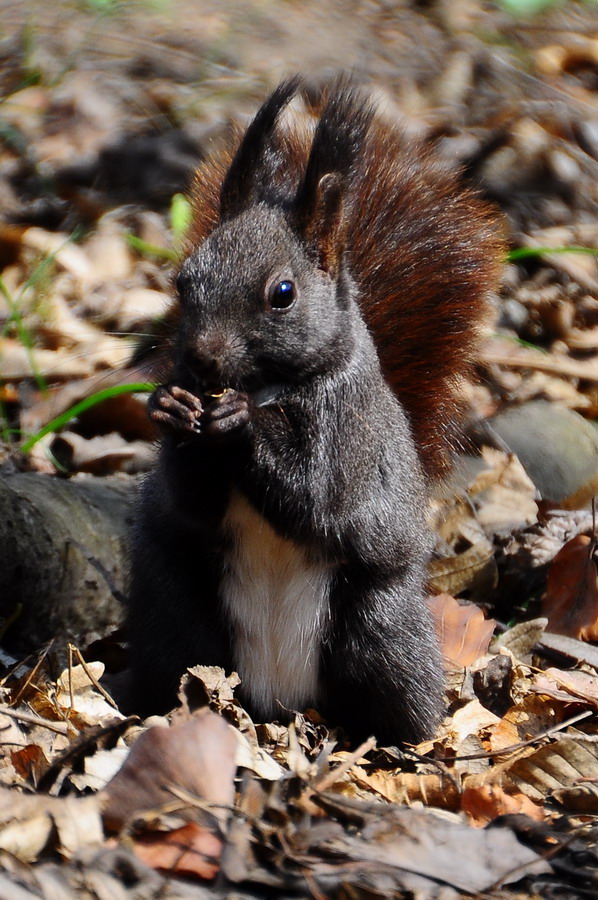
[174,77,374,396]
[175,203,356,394]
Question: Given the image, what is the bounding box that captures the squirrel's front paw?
[201,389,251,440]
[148,384,203,434]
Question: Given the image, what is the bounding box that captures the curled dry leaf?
[10,744,48,784]
[51,431,155,476]
[539,631,598,669]
[181,665,241,710]
[542,535,598,641]
[428,541,497,599]
[469,447,538,533]
[55,661,124,726]
[233,728,285,781]
[441,699,501,751]
[0,788,103,863]
[428,593,496,669]
[494,617,548,660]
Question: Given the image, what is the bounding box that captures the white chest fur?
[220,491,331,719]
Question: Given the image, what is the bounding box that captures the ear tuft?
[220,77,302,221]
[294,78,374,278]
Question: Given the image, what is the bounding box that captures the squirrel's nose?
[183,330,245,387]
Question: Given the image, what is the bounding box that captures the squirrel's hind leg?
[322,577,445,746]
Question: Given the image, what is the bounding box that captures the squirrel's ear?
[302,172,347,278]
[220,78,301,220]
[294,79,373,277]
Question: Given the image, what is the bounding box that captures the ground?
[2,1,598,897]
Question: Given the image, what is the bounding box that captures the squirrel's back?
[185,78,503,474]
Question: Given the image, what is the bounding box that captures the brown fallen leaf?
[542,535,598,641]
[532,667,598,707]
[353,767,461,810]
[488,695,565,755]
[102,708,237,880]
[441,699,501,750]
[428,593,496,668]
[507,736,598,803]
[102,708,237,832]
[428,542,497,599]
[10,744,48,785]
[461,784,545,827]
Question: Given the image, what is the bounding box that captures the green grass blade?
[20,382,155,454]
[507,245,598,262]
[170,193,192,245]
[126,234,179,262]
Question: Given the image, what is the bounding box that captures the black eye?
[269,279,296,311]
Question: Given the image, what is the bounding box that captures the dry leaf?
[102,709,236,831]
[507,737,598,802]
[494,618,548,659]
[461,784,545,826]
[441,699,501,749]
[55,662,123,724]
[489,695,564,755]
[542,535,598,641]
[428,593,496,668]
[469,448,538,533]
[0,788,103,863]
[552,782,598,812]
[233,728,284,781]
[428,542,497,597]
[10,744,48,784]
[354,767,461,810]
[131,822,222,880]
[532,667,598,707]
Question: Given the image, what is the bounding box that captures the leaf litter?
[3,0,598,897]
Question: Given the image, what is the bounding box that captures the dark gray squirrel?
[127,77,503,745]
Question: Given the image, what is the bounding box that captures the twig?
[435,709,593,763]
[484,350,598,383]
[68,643,118,709]
[312,736,377,793]
[0,706,69,735]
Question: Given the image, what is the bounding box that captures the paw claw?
[149,384,203,434]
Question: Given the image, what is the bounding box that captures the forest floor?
[2,1,598,897]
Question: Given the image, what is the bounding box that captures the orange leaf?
[462,784,545,827]
[542,535,598,641]
[132,823,222,879]
[428,593,496,668]
[10,745,48,783]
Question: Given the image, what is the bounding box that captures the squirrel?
[126,77,503,745]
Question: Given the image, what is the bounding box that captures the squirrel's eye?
[269,279,296,311]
